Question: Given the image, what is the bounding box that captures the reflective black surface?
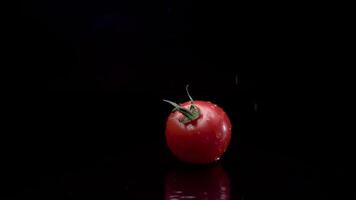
[9,131,353,200]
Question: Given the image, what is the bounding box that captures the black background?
[6,1,354,199]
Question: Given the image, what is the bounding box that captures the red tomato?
[165,165,230,200]
[164,100,232,164]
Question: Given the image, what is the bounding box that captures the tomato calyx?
[163,100,200,124]
[163,85,201,124]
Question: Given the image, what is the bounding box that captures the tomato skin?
[165,101,232,164]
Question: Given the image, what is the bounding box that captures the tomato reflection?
[165,165,230,200]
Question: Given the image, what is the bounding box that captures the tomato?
[164,86,232,164]
[165,165,230,200]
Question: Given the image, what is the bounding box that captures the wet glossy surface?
[165,165,230,200]
[9,141,346,200]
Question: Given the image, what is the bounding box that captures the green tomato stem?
[163,85,200,124]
